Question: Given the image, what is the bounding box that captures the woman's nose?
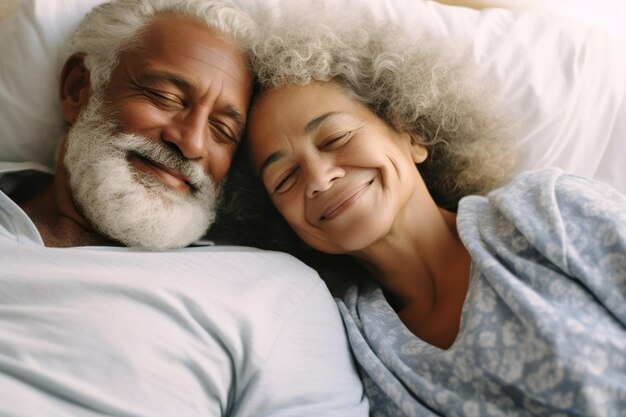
[304,158,344,198]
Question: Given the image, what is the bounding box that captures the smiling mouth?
[320,179,374,221]
[127,152,192,191]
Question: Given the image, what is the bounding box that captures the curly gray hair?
[249,7,515,209]
[60,0,256,93]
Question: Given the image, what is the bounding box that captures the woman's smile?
[317,178,374,221]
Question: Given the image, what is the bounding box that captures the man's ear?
[59,54,91,125]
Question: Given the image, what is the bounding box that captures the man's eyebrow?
[259,112,342,176]
[136,71,190,91]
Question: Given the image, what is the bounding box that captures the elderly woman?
[220,9,626,417]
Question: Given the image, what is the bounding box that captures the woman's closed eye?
[268,132,353,195]
[270,167,299,195]
[320,131,351,150]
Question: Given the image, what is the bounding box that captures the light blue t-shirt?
[339,168,626,417]
[0,162,369,417]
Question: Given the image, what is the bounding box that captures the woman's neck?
[353,196,471,349]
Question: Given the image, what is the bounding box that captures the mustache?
[69,96,216,194]
[114,134,213,191]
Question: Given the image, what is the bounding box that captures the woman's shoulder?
[458,167,625,239]
[460,167,624,215]
[488,167,586,197]
[458,167,626,278]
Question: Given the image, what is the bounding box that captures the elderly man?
[17,0,252,249]
[0,0,368,416]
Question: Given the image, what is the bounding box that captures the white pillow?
[1,0,625,193]
[0,0,105,167]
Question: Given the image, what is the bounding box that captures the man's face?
[63,15,252,249]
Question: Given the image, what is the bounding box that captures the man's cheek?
[106,101,169,135]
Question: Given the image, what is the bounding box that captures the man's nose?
[161,108,208,160]
[304,158,344,198]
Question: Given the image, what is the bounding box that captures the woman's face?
[247,82,427,254]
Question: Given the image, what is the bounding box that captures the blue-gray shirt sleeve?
[460,167,626,325]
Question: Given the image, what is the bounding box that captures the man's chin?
[78,169,216,250]
[91,201,215,250]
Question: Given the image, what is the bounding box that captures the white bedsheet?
[0,163,368,416]
[0,246,368,416]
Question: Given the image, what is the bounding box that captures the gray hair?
[60,0,256,93]
[250,6,515,209]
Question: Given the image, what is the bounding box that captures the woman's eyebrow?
[260,151,285,177]
[304,111,341,134]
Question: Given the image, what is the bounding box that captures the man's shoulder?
[0,162,50,245]
[0,245,336,414]
[0,161,53,176]
[0,244,326,345]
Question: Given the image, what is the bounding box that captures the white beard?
[63,95,219,249]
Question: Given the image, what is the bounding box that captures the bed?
[1,0,625,415]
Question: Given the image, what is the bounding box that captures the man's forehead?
[126,14,250,81]
[120,15,252,95]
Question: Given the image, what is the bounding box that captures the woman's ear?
[407,133,428,164]
[59,54,91,125]
[410,143,428,164]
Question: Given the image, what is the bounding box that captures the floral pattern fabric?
[337,168,626,417]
